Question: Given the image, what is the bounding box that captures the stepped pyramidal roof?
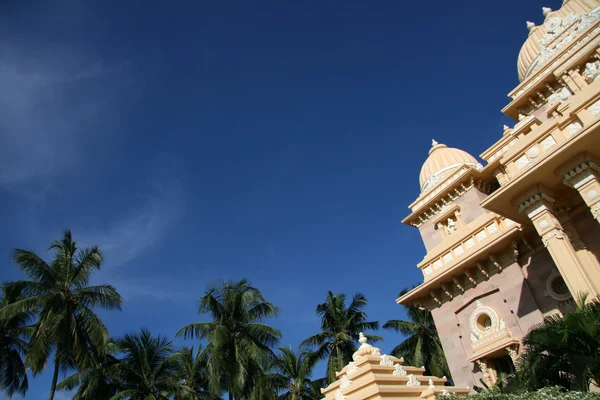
[321,334,470,399]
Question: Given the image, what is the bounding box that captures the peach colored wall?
[417,187,490,252]
[573,209,600,266]
[521,250,563,317]
[430,253,559,388]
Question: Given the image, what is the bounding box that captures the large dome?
[517,0,600,82]
[419,141,480,193]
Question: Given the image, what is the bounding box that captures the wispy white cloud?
[79,156,185,269]
[0,41,129,186]
[113,276,195,305]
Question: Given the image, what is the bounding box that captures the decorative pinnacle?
[431,139,439,147]
[543,7,552,17]
[527,21,536,31]
[358,332,368,345]
[503,125,511,131]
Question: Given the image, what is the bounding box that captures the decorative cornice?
[562,161,600,187]
[518,192,555,213]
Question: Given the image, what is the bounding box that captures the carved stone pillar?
[519,186,599,298]
[555,207,600,286]
[475,359,493,388]
[562,159,600,224]
[505,346,520,369]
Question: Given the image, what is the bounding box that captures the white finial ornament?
[431,139,438,147]
[527,21,536,31]
[429,378,436,389]
[543,7,552,16]
[406,374,421,387]
[358,332,368,345]
[393,364,407,376]
[503,125,511,131]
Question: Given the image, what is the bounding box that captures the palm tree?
[383,290,451,380]
[514,295,600,392]
[301,292,380,383]
[269,347,325,400]
[0,289,32,397]
[108,329,194,399]
[174,346,222,400]
[57,341,122,400]
[0,230,123,400]
[177,279,282,400]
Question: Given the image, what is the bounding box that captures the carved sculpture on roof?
[546,86,572,106]
[446,218,457,234]
[393,364,407,376]
[531,6,600,76]
[346,362,358,374]
[406,374,421,387]
[583,60,600,83]
[380,354,394,367]
[340,375,352,389]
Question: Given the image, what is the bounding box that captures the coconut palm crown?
[0,230,123,400]
[177,279,282,399]
[301,291,381,383]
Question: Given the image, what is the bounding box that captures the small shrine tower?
[321,333,470,399]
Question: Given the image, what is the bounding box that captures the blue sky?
[0,0,561,398]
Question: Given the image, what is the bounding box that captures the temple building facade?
[398,0,600,390]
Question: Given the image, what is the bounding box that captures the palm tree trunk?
[48,357,60,400]
[228,393,233,400]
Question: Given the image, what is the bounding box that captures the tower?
[398,0,600,389]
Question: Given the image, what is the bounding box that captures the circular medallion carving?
[546,271,571,302]
[469,302,501,341]
[527,145,540,159]
[587,189,598,200]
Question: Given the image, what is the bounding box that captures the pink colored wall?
[417,187,490,252]
[430,254,558,388]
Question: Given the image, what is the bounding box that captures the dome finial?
[526,21,536,31]
[431,139,439,147]
[358,332,368,345]
[542,7,552,17]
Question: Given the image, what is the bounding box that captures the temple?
[397,0,600,390]
[321,334,470,399]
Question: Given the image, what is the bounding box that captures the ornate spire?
[358,332,368,346]
[432,139,439,147]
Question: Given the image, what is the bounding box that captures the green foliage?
[59,330,213,400]
[384,289,452,380]
[0,230,123,400]
[177,279,282,398]
[267,347,325,400]
[510,296,600,392]
[438,386,600,400]
[301,291,381,383]
[0,289,32,397]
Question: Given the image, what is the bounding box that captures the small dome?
[517,0,599,82]
[419,140,480,193]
